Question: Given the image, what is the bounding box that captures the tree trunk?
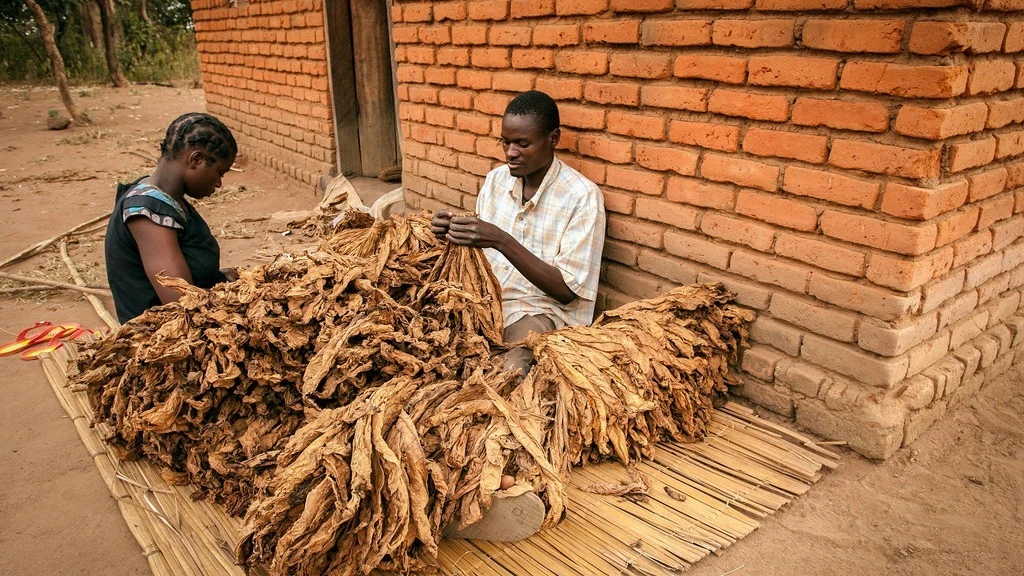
[95,0,126,87]
[23,0,89,125]
[79,0,104,50]
[139,0,151,25]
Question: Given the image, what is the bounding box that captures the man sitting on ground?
[431,90,607,541]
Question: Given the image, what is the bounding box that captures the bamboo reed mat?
[39,344,838,576]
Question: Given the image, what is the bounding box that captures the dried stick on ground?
[0,212,109,269]
[59,239,119,330]
[0,271,112,297]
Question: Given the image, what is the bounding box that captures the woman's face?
[184,150,234,199]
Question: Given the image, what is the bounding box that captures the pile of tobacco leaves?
[74,212,752,575]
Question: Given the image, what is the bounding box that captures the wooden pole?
[0,212,109,269]
[60,239,120,330]
[0,271,112,297]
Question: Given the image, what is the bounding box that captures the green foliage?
[0,0,198,85]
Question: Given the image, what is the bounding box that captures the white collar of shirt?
[504,157,563,209]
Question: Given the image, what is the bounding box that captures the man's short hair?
[504,90,560,134]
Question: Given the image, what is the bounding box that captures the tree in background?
[22,0,88,124]
[95,0,126,87]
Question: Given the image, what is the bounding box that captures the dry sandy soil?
[0,85,1021,576]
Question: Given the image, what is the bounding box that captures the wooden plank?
[349,0,399,176]
[323,0,361,176]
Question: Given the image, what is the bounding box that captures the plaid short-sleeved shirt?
[477,157,606,329]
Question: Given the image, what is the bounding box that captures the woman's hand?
[446,215,508,249]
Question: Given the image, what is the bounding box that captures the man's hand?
[447,215,508,249]
[430,210,453,240]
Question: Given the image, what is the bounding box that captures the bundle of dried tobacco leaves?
[76,211,752,576]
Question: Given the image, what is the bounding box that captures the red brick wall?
[191,0,334,187]
[392,0,1024,458]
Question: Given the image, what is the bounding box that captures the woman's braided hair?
[159,112,238,164]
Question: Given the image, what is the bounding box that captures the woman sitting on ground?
[104,112,238,323]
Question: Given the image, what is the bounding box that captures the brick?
[753,320,803,356]
[640,19,712,47]
[840,62,968,98]
[936,207,981,247]
[867,248,953,292]
[775,360,828,397]
[908,332,953,377]
[696,270,773,310]
[701,213,775,252]
[1006,22,1024,52]
[609,0,674,10]
[607,215,664,248]
[636,145,699,176]
[986,97,1024,129]
[992,217,1024,251]
[456,113,492,135]
[743,128,828,164]
[910,22,975,55]
[419,26,452,45]
[968,168,1008,202]
[975,333,1001,367]
[966,252,1004,289]
[771,293,859,342]
[967,59,1017,96]
[986,292,1021,327]
[468,0,509,20]
[791,98,889,133]
[828,139,941,179]
[921,270,966,313]
[977,273,1010,305]
[583,19,640,44]
[607,111,665,140]
[638,249,703,284]
[535,76,582,100]
[712,19,794,48]
[664,229,732,269]
[859,314,939,357]
[748,55,840,90]
[741,345,787,381]
[437,47,471,66]
[559,103,605,129]
[736,377,795,418]
[511,48,554,69]
[668,177,735,210]
[755,0,846,8]
[424,66,456,85]
[977,194,1016,229]
[673,53,747,84]
[434,1,468,20]
[880,180,969,221]
[820,210,937,255]
[736,190,817,231]
[701,154,779,192]
[708,89,790,122]
[610,53,672,79]
[997,130,1024,159]
[606,165,664,194]
[458,153,497,176]
[489,25,532,46]
[640,86,708,112]
[533,23,580,46]
[782,166,880,210]
[951,344,981,388]
[555,0,609,15]
[509,0,553,16]
[554,51,609,75]
[578,134,631,163]
[584,81,640,106]
[474,92,512,115]
[802,19,904,53]
[668,120,740,152]
[603,239,640,267]
[451,24,488,45]
[635,198,700,230]
[949,309,990,350]
[456,68,492,89]
[801,334,909,388]
[425,107,456,128]
[470,47,510,68]
[776,233,867,276]
[808,271,920,321]
[894,103,989,139]
[604,263,664,299]
[677,0,753,7]
[730,249,811,293]
[953,231,993,269]
[598,186,630,210]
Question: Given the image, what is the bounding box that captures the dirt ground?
[0,85,1021,576]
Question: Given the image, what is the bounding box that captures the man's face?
[500,114,559,179]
